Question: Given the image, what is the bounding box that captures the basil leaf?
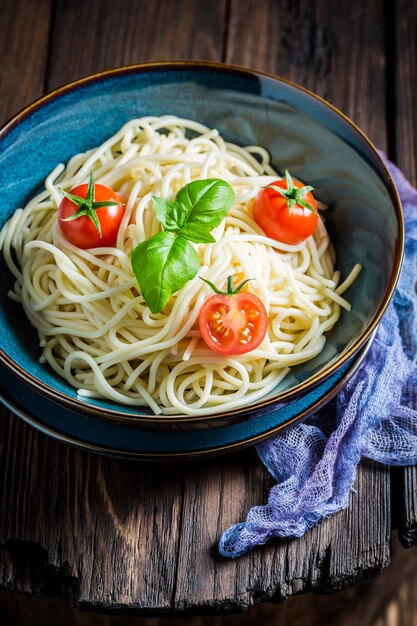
[152,197,182,231]
[132,179,234,312]
[131,232,199,314]
[178,223,216,244]
[175,178,234,232]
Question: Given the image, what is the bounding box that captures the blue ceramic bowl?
[0,62,403,427]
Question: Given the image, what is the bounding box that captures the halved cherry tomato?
[199,277,268,355]
[253,170,318,245]
[58,175,124,249]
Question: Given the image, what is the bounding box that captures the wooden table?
[0,0,416,617]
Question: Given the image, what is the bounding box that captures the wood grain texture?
[0,0,53,124]
[0,408,391,614]
[173,459,390,613]
[392,0,417,549]
[0,407,185,612]
[225,0,387,149]
[1,534,415,626]
[47,0,228,90]
[392,0,417,184]
[398,467,417,548]
[0,0,399,616]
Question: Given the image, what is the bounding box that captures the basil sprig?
[131,179,234,313]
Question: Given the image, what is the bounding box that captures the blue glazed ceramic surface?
[0,63,403,425]
[0,344,369,459]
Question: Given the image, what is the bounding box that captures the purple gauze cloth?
[219,156,417,558]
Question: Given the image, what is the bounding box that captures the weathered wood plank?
[0,0,53,125]
[398,467,417,548]
[225,0,387,148]
[0,406,185,612]
[2,532,416,625]
[391,0,417,548]
[392,0,417,185]
[173,458,390,611]
[47,0,228,90]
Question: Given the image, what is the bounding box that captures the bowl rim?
[0,60,405,423]
[0,333,374,460]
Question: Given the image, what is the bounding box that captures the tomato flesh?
[58,183,124,248]
[199,292,268,355]
[254,178,318,245]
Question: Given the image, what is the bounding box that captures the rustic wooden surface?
[392,0,417,551]
[2,534,416,626]
[0,0,415,617]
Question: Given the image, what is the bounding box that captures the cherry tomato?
[58,182,124,249]
[253,173,318,245]
[199,291,268,355]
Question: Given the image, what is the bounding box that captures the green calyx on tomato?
[198,275,268,355]
[267,170,318,216]
[59,172,123,244]
[200,275,253,296]
[253,169,319,245]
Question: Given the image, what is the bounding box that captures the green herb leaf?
[175,178,234,234]
[177,222,216,244]
[152,179,234,240]
[152,197,183,231]
[132,178,234,312]
[131,232,199,314]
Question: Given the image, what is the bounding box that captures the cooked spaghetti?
[0,116,361,415]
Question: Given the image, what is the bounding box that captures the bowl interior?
[0,64,401,419]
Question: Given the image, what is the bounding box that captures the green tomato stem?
[200,275,254,296]
[266,169,318,216]
[59,171,122,237]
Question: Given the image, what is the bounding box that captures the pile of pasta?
[0,116,360,415]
